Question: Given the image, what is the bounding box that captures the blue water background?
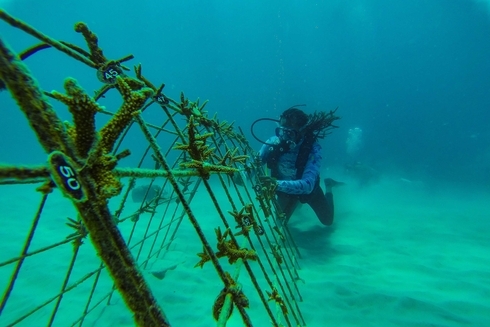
[1,0,489,189]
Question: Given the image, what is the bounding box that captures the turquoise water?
[1,1,490,326]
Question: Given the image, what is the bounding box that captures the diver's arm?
[258,136,280,164]
[235,137,275,185]
[275,142,322,195]
[258,143,269,164]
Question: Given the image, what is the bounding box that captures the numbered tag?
[154,93,169,105]
[242,212,264,235]
[97,64,124,84]
[48,151,86,201]
[254,225,265,236]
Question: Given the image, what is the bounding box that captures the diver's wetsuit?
[259,136,334,226]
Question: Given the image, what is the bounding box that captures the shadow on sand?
[287,224,338,259]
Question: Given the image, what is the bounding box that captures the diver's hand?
[258,176,277,188]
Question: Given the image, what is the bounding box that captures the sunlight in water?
[476,0,490,12]
[0,1,12,7]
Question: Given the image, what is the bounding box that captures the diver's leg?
[307,184,334,226]
[276,192,299,225]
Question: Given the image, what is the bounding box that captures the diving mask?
[275,126,298,141]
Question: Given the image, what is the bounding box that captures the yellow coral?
[98,76,154,154]
[51,78,100,158]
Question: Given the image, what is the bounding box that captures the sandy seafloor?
[0,171,489,327]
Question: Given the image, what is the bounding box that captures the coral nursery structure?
[0,9,305,327]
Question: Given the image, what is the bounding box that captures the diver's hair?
[280,107,309,129]
[304,107,341,139]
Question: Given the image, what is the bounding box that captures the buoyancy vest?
[266,132,317,181]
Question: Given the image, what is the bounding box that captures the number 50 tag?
[48,151,86,202]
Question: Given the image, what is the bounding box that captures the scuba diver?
[250,105,343,226]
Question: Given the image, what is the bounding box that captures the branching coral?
[98,76,154,154]
[51,78,99,158]
[0,15,169,326]
[0,9,296,327]
[267,288,288,316]
[194,227,257,268]
[215,227,258,264]
[230,204,262,237]
[173,116,238,179]
[74,22,107,65]
[212,272,249,321]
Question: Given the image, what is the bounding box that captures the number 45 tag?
[97,64,125,84]
[48,151,87,202]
